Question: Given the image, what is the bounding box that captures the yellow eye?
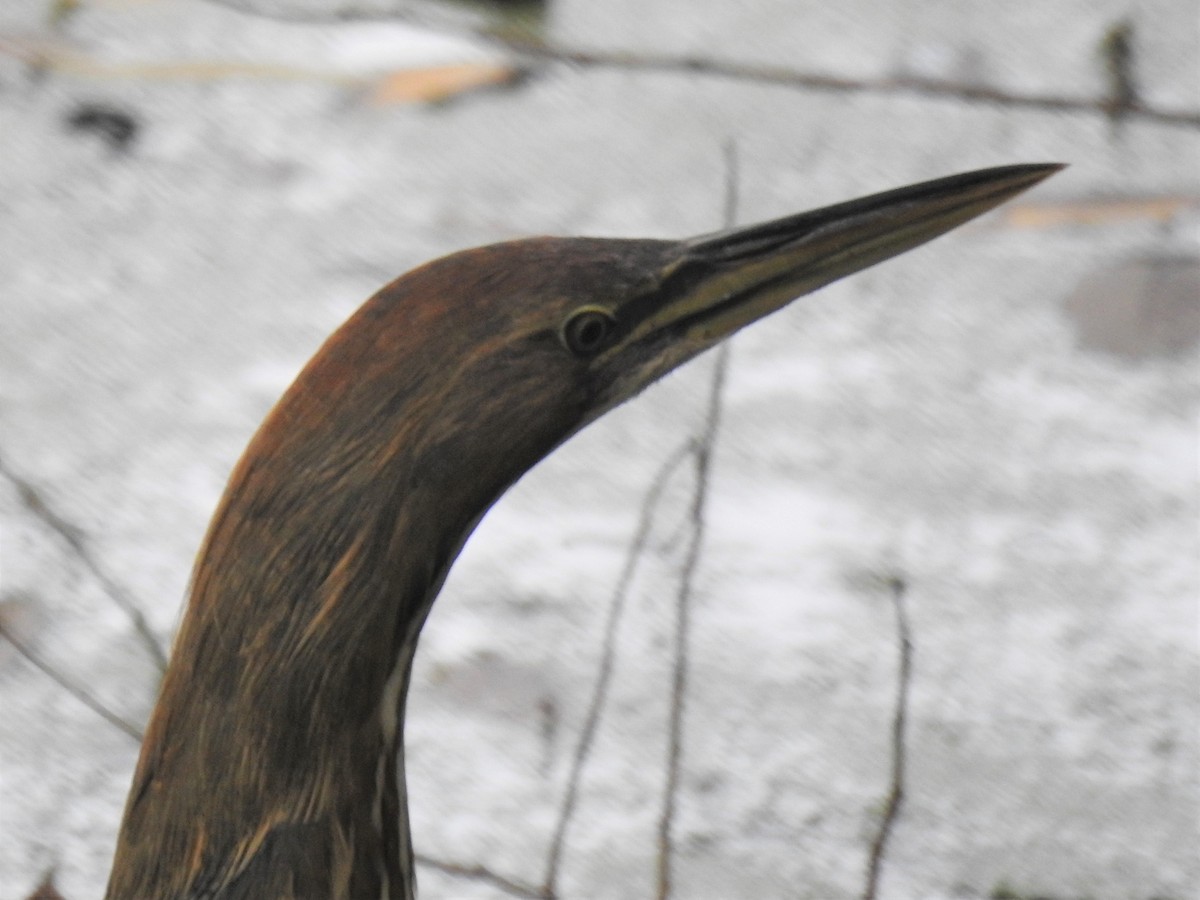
[561,307,616,357]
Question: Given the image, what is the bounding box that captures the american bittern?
[105,164,1060,898]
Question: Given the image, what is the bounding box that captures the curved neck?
[107,380,497,900]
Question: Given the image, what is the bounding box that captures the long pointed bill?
[642,163,1063,347]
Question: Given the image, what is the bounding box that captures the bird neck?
[107,340,511,900]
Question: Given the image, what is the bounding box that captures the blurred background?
[0,1,1197,898]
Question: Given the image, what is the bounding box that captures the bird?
[104,163,1060,899]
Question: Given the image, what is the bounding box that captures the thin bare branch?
[541,439,694,894]
[508,43,1200,129]
[416,852,549,899]
[0,455,168,671]
[862,576,913,900]
[0,618,144,742]
[656,348,729,900]
[196,0,1200,129]
[201,0,486,27]
[655,143,739,899]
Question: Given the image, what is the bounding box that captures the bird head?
[358,166,1053,463]
[234,164,1060,549]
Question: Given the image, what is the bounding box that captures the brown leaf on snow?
[370,62,521,104]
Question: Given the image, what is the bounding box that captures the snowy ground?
[1,1,1197,898]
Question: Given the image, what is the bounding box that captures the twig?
[655,352,728,900]
[862,576,913,900]
[0,455,168,671]
[1100,19,1138,120]
[511,44,1200,129]
[0,618,144,742]
[415,852,548,899]
[201,0,490,27]
[541,440,694,894]
[655,142,739,900]
[196,0,1200,129]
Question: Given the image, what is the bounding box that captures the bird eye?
[561,307,616,357]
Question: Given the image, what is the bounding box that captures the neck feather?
[106,378,491,900]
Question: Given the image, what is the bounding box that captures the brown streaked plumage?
[105,164,1061,899]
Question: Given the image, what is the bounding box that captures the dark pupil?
[569,313,609,353]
